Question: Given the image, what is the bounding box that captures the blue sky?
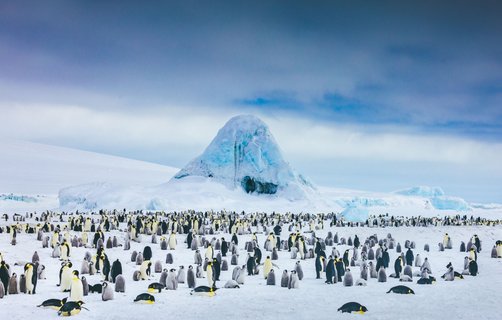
[0,1,501,202]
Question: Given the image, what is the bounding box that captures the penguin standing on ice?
[110,259,122,283]
[187,265,196,288]
[246,254,256,276]
[261,256,278,279]
[288,270,299,289]
[281,270,289,287]
[69,271,83,301]
[394,256,403,278]
[24,263,38,294]
[405,248,414,266]
[468,258,478,276]
[60,262,73,292]
[266,269,276,285]
[115,275,125,293]
[343,269,354,286]
[102,282,114,301]
[334,258,345,282]
[325,256,335,284]
[295,261,304,281]
[315,255,325,279]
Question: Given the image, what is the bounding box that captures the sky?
[0,1,501,203]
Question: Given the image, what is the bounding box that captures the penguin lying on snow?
[190,285,218,297]
[224,280,240,289]
[387,285,415,294]
[37,297,68,310]
[338,302,368,314]
[134,293,155,304]
[147,282,165,293]
[58,301,88,316]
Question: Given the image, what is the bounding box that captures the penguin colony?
[0,210,501,316]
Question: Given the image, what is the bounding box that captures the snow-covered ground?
[0,216,501,320]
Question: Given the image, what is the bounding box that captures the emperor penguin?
[378,267,387,283]
[325,256,336,284]
[421,258,432,274]
[177,266,185,284]
[206,262,214,287]
[262,256,277,279]
[81,277,89,296]
[205,244,214,261]
[154,260,163,274]
[281,270,289,287]
[415,254,422,267]
[32,251,40,264]
[360,264,368,281]
[110,259,122,283]
[0,281,5,299]
[52,243,61,258]
[19,274,27,293]
[468,258,478,276]
[224,280,240,288]
[194,250,202,265]
[139,260,152,280]
[266,269,276,285]
[236,266,246,285]
[115,275,126,292]
[231,253,239,265]
[294,261,304,280]
[168,232,177,250]
[442,266,455,281]
[196,265,204,278]
[60,263,73,292]
[166,269,178,290]
[69,271,84,301]
[496,241,502,257]
[136,252,144,265]
[343,269,354,286]
[491,246,498,258]
[403,265,413,279]
[8,273,18,294]
[221,259,228,271]
[101,282,114,301]
[130,250,137,262]
[80,261,90,275]
[143,246,153,261]
[288,270,299,289]
[166,252,174,264]
[463,256,470,270]
[24,263,38,294]
[369,261,377,278]
[160,237,168,250]
[38,264,46,280]
[0,261,10,293]
[123,238,131,251]
[187,265,196,288]
[61,241,70,261]
[469,248,477,261]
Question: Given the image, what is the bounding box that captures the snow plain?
[0,218,501,320]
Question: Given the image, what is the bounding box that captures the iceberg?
[395,186,445,197]
[173,114,315,199]
[340,205,369,223]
